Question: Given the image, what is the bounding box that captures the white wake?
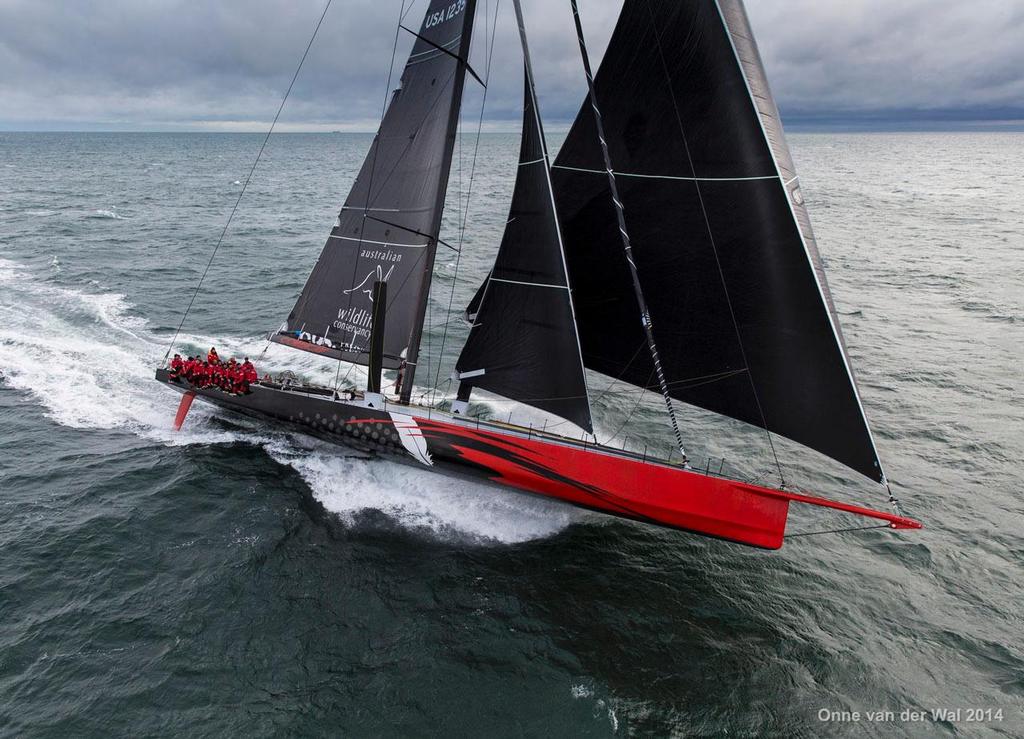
[0,257,579,543]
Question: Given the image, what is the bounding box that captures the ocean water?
[0,131,1021,737]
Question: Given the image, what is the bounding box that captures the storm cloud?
[0,0,1022,130]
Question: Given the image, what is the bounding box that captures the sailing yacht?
[156,0,921,549]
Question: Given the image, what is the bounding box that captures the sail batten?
[552,165,779,183]
[549,0,885,481]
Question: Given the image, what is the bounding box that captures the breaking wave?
[0,258,577,543]
[88,209,128,220]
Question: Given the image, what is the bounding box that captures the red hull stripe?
[417,418,920,549]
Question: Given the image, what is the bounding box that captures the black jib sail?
[455,1,592,433]
[550,0,885,482]
[274,0,477,387]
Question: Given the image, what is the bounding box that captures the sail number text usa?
[424,0,466,29]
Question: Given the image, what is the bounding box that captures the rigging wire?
[601,370,655,447]
[431,0,501,398]
[401,0,420,23]
[162,0,335,363]
[785,523,892,539]
[885,481,906,518]
[568,0,688,465]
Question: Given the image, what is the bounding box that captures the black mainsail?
[549,0,885,482]
[274,0,477,398]
[455,1,592,433]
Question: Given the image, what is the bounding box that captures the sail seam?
[489,277,569,289]
[713,0,885,482]
[552,164,776,182]
[407,34,462,59]
[328,234,428,248]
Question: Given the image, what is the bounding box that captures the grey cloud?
[0,0,1021,130]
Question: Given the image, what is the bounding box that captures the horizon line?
[3,114,1024,135]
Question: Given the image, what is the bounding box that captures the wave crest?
[0,258,574,543]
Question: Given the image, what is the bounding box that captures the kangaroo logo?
[344,264,395,301]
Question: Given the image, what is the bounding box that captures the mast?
[567,0,688,462]
[399,1,479,404]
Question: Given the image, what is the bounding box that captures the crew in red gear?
[174,350,260,394]
[195,360,209,388]
[241,358,258,386]
[226,359,240,394]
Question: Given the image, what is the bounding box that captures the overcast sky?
[1,0,1022,131]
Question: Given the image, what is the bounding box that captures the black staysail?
[274,0,477,385]
[456,0,592,433]
[550,0,885,481]
[455,77,592,432]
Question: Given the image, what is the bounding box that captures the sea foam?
[0,258,576,543]
[88,209,128,220]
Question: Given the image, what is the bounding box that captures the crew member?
[240,358,258,394]
[226,359,241,394]
[207,347,220,365]
[169,354,183,379]
[394,358,407,396]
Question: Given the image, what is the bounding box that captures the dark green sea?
[0,131,1021,737]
